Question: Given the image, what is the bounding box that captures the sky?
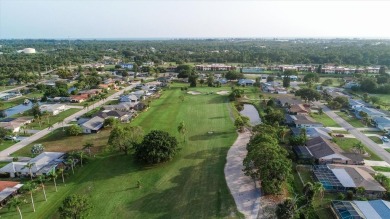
[1,0,390,39]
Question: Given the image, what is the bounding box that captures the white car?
[382,136,390,142]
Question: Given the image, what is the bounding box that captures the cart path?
[224,130,261,219]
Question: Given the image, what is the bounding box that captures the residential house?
[331,200,390,219]
[0,152,65,178]
[103,102,136,111]
[299,136,364,165]
[39,104,66,115]
[70,93,89,103]
[354,107,385,120]
[288,104,311,115]
[0,117,34,133]
[79,89,101,96]
[372,116,390,133]
[94,110,132,122]
[277,96,303,107]
[120,63,133,69]
[79,116,104,134]
[291,127,332,140]
[349,99,366,110]
[313,164,386,197]
[238,79,255,86]
[0,181,23,206]
[285,114,323,128]
[119,94,139,103]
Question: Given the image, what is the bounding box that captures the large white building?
[17,48,36,54]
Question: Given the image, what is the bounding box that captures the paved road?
[319,103,390,164]
[0,82,139,158]
[0,85,29,94]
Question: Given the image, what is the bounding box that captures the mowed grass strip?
[4,84,242,219]
[310,112,341,127]
[335,111,365,128]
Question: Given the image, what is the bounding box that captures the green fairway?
[3,84,242,219]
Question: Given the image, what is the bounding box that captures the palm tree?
[353,142,365,154]
[24,182,37,212]
[67,158,75,174]
[278,126,290,143]
[23,163,35,180]
[8,197,26,219]
[37,175,47,201]
[177,121,187,143]
[83,142,94,156]
[313,182,325,201]
[58,166,66,184]
[49,171,58,192]
[78,151,85,167]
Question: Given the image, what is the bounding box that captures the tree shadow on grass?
[189,131,235,141]
[208,116,226,120]
[125,148,240,219]
[207,95,227,104]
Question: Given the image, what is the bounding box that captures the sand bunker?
[216,91,230,95]
[187,91,202,95]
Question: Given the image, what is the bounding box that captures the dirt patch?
[216,91,230,95]
[187,91,202,95]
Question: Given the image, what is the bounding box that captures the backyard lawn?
[310,112,340,127]
[333,138,382,161]
[335,111,365,128]
[4,84,242,219]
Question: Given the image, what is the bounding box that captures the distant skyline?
[1,1,390,39]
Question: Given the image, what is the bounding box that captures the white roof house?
[372,116,390,132]
[0,152,65,178]
[80,116,104,134]
[39,104,66,115]
[119,94,139,103]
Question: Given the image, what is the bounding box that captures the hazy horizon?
[1,1,390,39]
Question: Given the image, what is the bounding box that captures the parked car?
[3,136,21,142]
[382,136,389,142]
[335,134,345,137]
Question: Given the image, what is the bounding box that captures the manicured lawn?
[5,84,242,219]
[27,108,81,130]
[372,166,390,172]
[310,112,340,127]
[336,111,365,128]
[0,85,18,92]
[333,138,383,161]
[386,148,390,153]
[0,140,16,151]
[369,136,383,144]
